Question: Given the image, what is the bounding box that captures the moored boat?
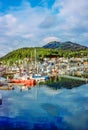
[9,77,36,87]
[30,74,49,82]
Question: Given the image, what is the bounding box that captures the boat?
[0,86,14,90]
[9,75,36,87]
[0,76,8,86]
[30,74,49,82]
[29,48,49,82]
[0,76,7,82]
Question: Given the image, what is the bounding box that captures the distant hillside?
[43,41,88,51]
[0,47,51,62]
[0,45,88,64]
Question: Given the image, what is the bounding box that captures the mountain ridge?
[43,41,88,51]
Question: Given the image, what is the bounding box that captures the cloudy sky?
[0,0,88,57]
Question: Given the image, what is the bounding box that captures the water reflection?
[41,103,59,116]
[0,81,88,130]
[46,77,86,89]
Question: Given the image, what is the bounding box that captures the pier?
[0,85,14,90]
[60,75,88,82]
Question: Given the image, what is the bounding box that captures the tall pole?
[31,51,32,63]
[35,48,36,68]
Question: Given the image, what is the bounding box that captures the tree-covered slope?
[0,47,88,64]
[0,47,51,62]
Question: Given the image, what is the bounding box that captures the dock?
[60,75,88,82]
[0,86,14,90]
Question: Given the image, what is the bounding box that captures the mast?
[34,48,36,68]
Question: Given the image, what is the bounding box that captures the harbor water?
[0,82,88,130]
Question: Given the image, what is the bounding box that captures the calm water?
[0,83,88,130]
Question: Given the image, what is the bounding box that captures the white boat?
[0,76,8,85]
[0,76,7,82]
[30,74,49,82]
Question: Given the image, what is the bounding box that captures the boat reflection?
[0,93,2,105]
[19,86,31,92]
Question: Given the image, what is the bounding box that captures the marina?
[0,0,88,129]
[0,56,88,85]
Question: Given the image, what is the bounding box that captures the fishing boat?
[0,76,8,86]
[30,74,49,82]
[9,75,36,87]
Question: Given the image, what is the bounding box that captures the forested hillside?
[0,47,88,64]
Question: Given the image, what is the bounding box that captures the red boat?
[9,78,36,87]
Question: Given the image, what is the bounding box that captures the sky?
[0,0,88,57]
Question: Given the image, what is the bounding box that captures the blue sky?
[0,0,88,56]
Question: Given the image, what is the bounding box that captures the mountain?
[43,41,61,49]
[43,41,88,51]
[0,42,88,63]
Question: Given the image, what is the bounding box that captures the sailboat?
[30,48,50,82]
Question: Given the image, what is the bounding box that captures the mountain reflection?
[46,77,86,90]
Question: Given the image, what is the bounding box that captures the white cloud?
[0,14,21,36]
[0,0,88,57]
[0,14,17,29]
[53,0,88,30]
[43,36,61,43]
[60,0,88,17]
[22,33,34,39]
[51,0,88,45]
[39,15,58,28]
[0,1,52,56]
[0,37,6,43]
